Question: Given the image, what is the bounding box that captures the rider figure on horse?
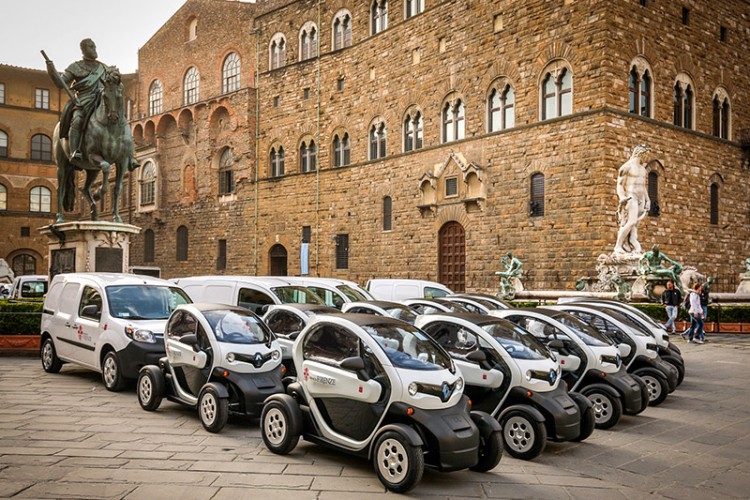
[46,38,107,163]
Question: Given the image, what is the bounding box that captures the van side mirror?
[547,339,565,350]
[466,350,487,363]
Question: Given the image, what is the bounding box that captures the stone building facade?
[0,65,62,278]
[126,0,750,292]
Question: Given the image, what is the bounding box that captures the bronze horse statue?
[53,67,136,224]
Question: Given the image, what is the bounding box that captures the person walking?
[700,277,712,341]
[661,280,681,333]
[682,283,705,344]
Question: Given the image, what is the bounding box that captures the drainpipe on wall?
[254,27,261,275]
[315,0,321,275]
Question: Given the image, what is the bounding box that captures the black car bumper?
[585,368,643,414]
[216,365,284,418]
[118,341,166,379]
[521,385,581,441]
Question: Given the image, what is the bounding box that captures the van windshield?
[272,286,326,305]
[107,286,191,320]
[336,285,369,301]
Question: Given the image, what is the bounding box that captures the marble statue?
[614,144,651,254]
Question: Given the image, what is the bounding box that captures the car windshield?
[204,309,271,344]
[607,305,662,330]
[434,299,469,313]
[336,285,369,301]
[481,321,550,360]
[553,313,612,346]
[384,306,418,325]
[107,285,191,320]
[596,309,650,336]
[362,323,452,371]
[272,286,326,305]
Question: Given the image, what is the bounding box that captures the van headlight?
[408,382,418,396]
[226,352,235,363]
[125,327,156,343]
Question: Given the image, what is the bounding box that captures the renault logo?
[441,382,451,402]
[254,353,263,367]
[549,369,557,384]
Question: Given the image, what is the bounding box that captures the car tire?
[635,370,669,406]
[198,385,229,433]
[470,430,503,472]
[569,394,596,442]
[372,430,424,493]
[260,400,300,455]
[41,337,63,374]
[499,409,547,460]
[102,351,126,392]
[137,367,165,411]
[582,387,622,430]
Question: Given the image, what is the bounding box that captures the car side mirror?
[80,304,100,318]
[340,356,365,372]
[547,339,565,350]
[466,350,487,363]
[259,304,271,315]
[180,334,198,346]
[288,331,301,341]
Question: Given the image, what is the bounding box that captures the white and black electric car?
[259,314,503,493]
[448,294,511,310]
[547,303,679,406]
[137,303,284,433]
[262,303,340,376]
[402,298,471,314]
[492,308,647,429]
[442,296,498,315]
[341,300,420,325]
[415,313,595,460]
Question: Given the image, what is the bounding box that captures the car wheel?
[582,388,622,430]
[102,351,126,392]
[373,430,424,493]
[470,430,503,472]
[569,393,596,442]
[137,367,164,411]
[500,409,547,460]
[41,337,62,373]
[261,400,300,455]
[635,370,669,406]
[198,385,229,433]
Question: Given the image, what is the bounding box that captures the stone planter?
[0,335,40,353]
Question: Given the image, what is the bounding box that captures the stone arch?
[177,109,194,133]
[209,106,232,137]
[708,172,725,187]
[646,159,665,176]
[435,204,472,232]
[132,124,144,144]
[479,60,521,98]
[144,120,156,144]
[156,113,178,138]
[534,41,578,76]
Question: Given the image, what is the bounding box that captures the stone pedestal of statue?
[593,252,643,300]
[39,221,141,278]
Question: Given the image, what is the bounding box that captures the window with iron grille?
[710,183,719,225]
[35,88,49,109]
[217,239,227,270]
[12,254,36,276]
[219,148,234,194]
[144,229,155,262]
[445,177,458,197]
[176,225,189,261]
[647,171,660,216]
[30,134,51,161]
[383,196,392,231]
[183,67,200,105]
[530,173,545,216]
[336,234,349,269]
[222,53,241,93]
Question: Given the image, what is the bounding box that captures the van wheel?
[198,385,228,433]
[582,388,622,430]
[261,400,300,455]
[137,367,164,411]
[470,430,503,472]
[373,431,424,493]
[500,409,547,460]
[635,370,669,406]
[102,351,126,392]
[41,338,62,373]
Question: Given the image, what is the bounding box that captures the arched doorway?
[269,244,288,276]
[438,221,465,292]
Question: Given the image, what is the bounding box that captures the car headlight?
[226,352,235,363]
[272,350,281,361]
[126,327,156,343]
[408,382,418,396]
[525,370,532,382]
[455,377,464,391]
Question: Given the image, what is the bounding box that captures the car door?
[165,311,210,396]
[300,324,384,442]
[264,309,305,359]
[70,285,104,368]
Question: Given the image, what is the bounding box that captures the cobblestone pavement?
[1,335,750,499]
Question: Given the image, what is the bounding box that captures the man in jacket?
[661,280,681,333]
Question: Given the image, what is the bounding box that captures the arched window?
[183,67,200,105]
[333,11,352,50]
[300,24,318,61]
[270,34,287,70]
[541,65,573,120]
[712,90,731,140]
[710,183,719,225]
[333,133,350,167]
[270,146,285,177]
[488,83,515,132]
[149,80,162,115]
[176,225,188,261]
[383,196,392,231]
[404,110,423,152]
[188,18,198,41]
[371,0,388,34]
[405,0,424,19]
[144,229,155,262]
[673,75,694,129]
[647,171,660,216]
[530,173,544,217]
[442,99,465,143]
[222,53,241,93]
[0,184,6,210]
[300,140,317,173]
[140,161,156,206]
[30,134,51,161]
[12,254,36,276]
[30,186,51,212]
[0,130,7,157]
[369,121,387,160]
[219,148,234,194]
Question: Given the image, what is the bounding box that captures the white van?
[366,279,452,301]
[10,274,48,299]
[172,276,325,315]
[283,277,373,309]
[40,273,191,391]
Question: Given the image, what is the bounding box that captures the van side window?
[78,286,103,321]
[265,310,304,337]
[425,286,448,298]
[238,288,274,314]
[309,286,344,308]
[302,324,358,366]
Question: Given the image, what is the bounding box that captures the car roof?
[420,312,503,326]
[52,272,177,288]
[348,300,408,309]
[175,275,296,286]
[186,302,254,314]
[318,313,410,328]
[272,303,339,313]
